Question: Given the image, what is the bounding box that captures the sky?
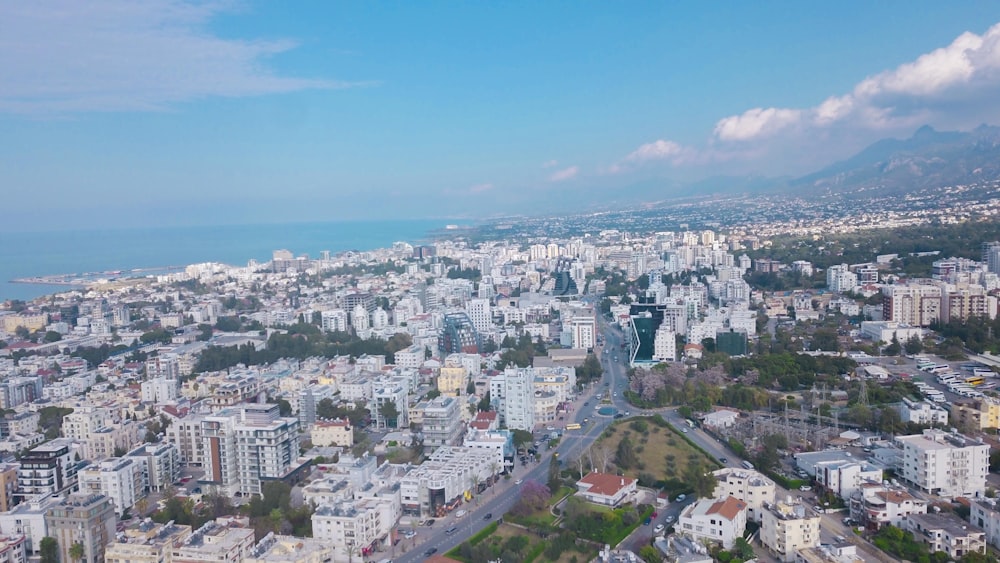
[4,1,1000,231]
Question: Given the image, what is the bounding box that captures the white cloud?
[468,183,493,193]
[541,159,559,168]
[549,166,579,182]
[0,1,364,114]
[713,22,1000,143]
[624,139,686,162]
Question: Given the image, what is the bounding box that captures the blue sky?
[3,1,1000,230]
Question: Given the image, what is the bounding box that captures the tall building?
[78,458,143,516]
[897,429,990,497]
[320,309,348,332]
[16,439,81,503]
[466,299,492,333]
[490,368,535,431]
[372,379,409,430]
[420,396,463,451]
[45,493,117,563]
[201,404,302,497]
[569,314,596,350]
[882,283,942,327]
[712,468,775,523]
[826,264,858,293]
[165,413,206,467]
[438,312,481,355]
[652,326,676,362]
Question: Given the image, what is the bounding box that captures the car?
[484,513,493,520]
[665,515,675,523]
[799,485,812,492]
[719,457,728,464]
[654,524,665,533]
[402,530,417,538]
[652,511,658,517]
[614,413,624,419]
[675,494,686,502]
[515,479,523,485]
[681,428,689,433]
[423,548,438,557]
[643,517,652,525]
[445,527,458,535]
[613,392,618,397]
[425,519,435,526]
[605,382,610,387]
[584,402,589,406]
[583,418,589,423]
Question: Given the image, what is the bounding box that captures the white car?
[799,485,812,492]
[653,524,665,534]
[515,479,523,485]
[665,515,675,523]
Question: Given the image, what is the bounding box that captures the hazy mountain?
[792,124,1000,195]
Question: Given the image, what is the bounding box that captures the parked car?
[654,524,665,534]
[424,548,438,556]
[515,479,523,485]
[665,515,675,523]
[675,494,686,502]
[445,527,458,535]
[719,457,728,464]
[425,519,435,526]
[484,513,493,520]
[799,485,812,492]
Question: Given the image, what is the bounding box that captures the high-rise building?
[897,429,990,497]
[882,283,942,327]
[489,368,535,431]
[16,439,81,503]
[78,458,143,517]
[652,326,676,362]
[760,499,821,562]
[438,312,481,355]
[466,299,492,333]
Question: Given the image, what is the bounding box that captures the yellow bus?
[564,423,581,430]
[965,376,986,386]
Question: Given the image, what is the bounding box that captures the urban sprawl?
[4,188,1000,563]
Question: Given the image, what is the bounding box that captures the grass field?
[593,416,717,484]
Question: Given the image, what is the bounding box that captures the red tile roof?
[578,472,636,497]
[707,496,747,521]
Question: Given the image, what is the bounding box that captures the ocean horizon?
[1,218,468,302]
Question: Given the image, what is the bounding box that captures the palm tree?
[69,542,85,563]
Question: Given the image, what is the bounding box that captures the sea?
[0,219,465,302]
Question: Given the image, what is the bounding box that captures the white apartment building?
[569,314,596,350]
[897,398,948,426]
[16,439,81,502]
[78,457,144,516]
[827,264,858,294]
[420,396,463,451]
[372,378,409,429]
[244,534,334,563]
[970,497,1000,549]
[850,482,928,531]
[463,430,511,471]
[201,404,301,497]
[320,309,348,332]
[904,512,986,559]
[490,368,535,431]
[62,408,115,441]
[712,468,775,522]
[466,298,492,333]
[814,461,883,501]
[170,519,256,563]
[897,429,990,497]
[0,493,63,554]
[312,497,395,560]
[146,354,181,379]
[677,496,747,549]
[882,283,942,327]
[165,413,206,467]
[106,521,192,563]
[141,377,179,403]
[126,442,181,493]
[400,446,497,517]
[653,326,676,362]
[760,499,821,563]
[393,345,424,369]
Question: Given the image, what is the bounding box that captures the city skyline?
[4,1,1000,230]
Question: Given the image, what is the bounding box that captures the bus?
[929,365,951,375]
[972,368,995,377]
[564,423,581,431]
[965,376,986,386]
[685,419,696,428]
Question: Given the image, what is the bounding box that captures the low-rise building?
[897,398,948,426]
[677,496,747,550]
[78,457,144,516]
[712,467,775,522]
[400,446,496,517]
[170,518,255,563]
[849,482,927,531]
[904,512,986,559]
[794,543,864,563]
[575,472,638,508]
[244,533,334,563]
[760,498,821,562]
[310,419,353,448]
[970,497,1000,550]
[105,521,192,563]
[950,396,1000,431]
[814,461,882,501]
[896,429,990,498]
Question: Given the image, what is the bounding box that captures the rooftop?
[577,472,637,497]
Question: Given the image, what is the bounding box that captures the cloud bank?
[0,1,361,114]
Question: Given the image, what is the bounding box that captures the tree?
[43,330,63,343]
[616,436,638,469]
[69,541,85,562]
[379,401,400,428]
[731,537,754,561]
[511,429,534,449]
[39,537,58,563]
[685,462,717,499]
[904,334,923,355]
[548,455,562,491]
[510,480,550,516]
[639,545,662,563]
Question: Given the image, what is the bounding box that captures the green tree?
[69,541,85,562]
[379,401,400,428]
[616,436,638,469]
[43,330,63,343]
[904,334,923,355]
[39,537,59,563]
[511,429,534,449]
[548,455,562,491]
[639,545,662,563]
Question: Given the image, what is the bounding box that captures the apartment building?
[45,493,117,563]
[312,498,395,561]
[244,534,334,563]
[105,521,192,563]
[126,442,181,493]
[712,468,775,522]
[814,461,882,501]
[165,413,206,466]
[897,398,948,426]
[794,544,864,563]
[881,283,941,327]
[419,396,463,451]
[170,519,255,563]
[569,314,596,350]
[760,499,821,562]
[400,446,496,517]
[201,404,302,497]
[372,378,409,430]
[436,365,467,397]
[297,384,338,427]
[140,377,180,403]
[16,439,82,502]
[677,496,747,549]
[463,430,513,471]
[78,458,143,517]
[311,419,353,448]
[0,535,27,563]
[904,512,986,559]
[0,493,62,554]
[826,264,857,293]
[62,408,115,441]
[0,465,17,513]
[950,396,1000,431]
[849,482,928,531]
[490,368,535,431]
[897,429,990,497]
[970,496,1000,549]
